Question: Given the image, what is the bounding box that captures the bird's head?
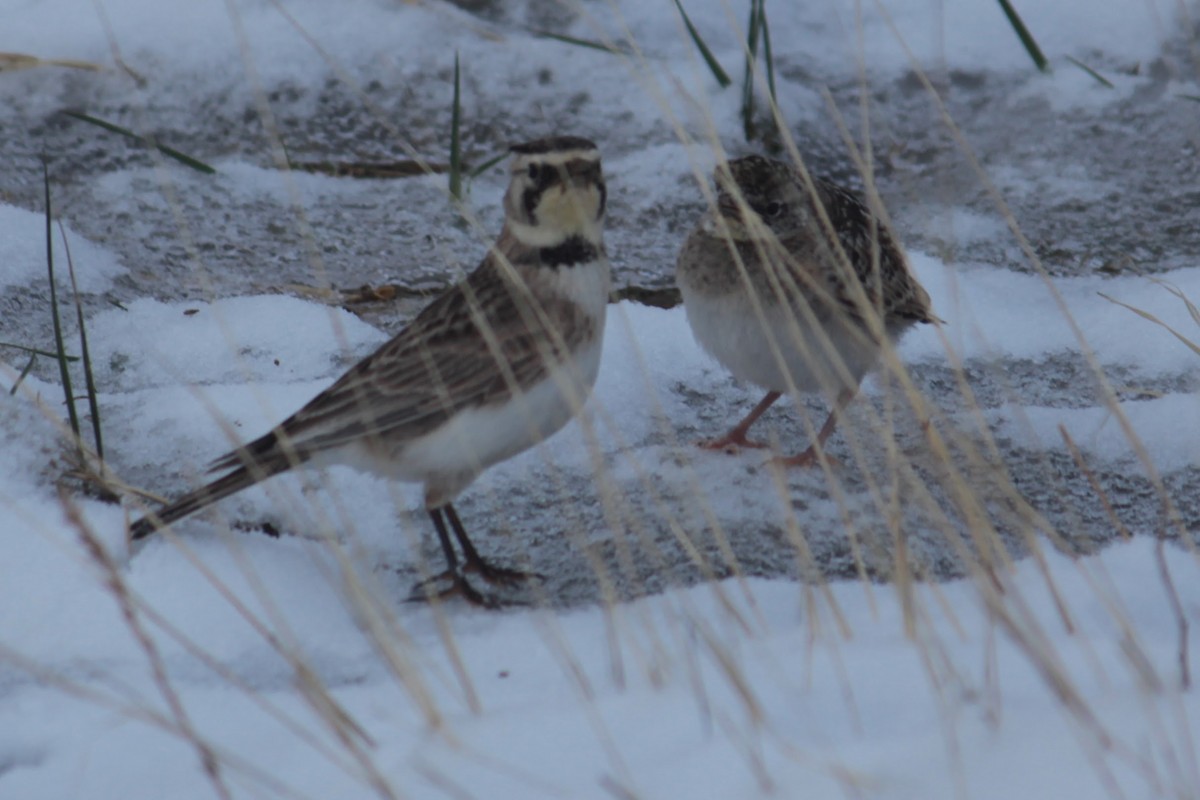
[504,136,606,249]
[713,154,807,240]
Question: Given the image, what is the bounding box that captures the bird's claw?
[407,569,501,608]
[769,449,841,470]
[698,433,769,453]
[464,558,544,587]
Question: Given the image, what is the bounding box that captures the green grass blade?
[532,30,626,55]
[0,342,80,361]
[760,0,776,102]
[1178,94,1200,103]
[1065,56,1114,88]
[62,110,217,174]
[741,0,763,140]
[42,160,81,441]
[468,152,508,179]
[996,0,1049,72]
[9,354,37,396]
[60,221,104,464]
[449,52,463,201]
[672,0,731,88]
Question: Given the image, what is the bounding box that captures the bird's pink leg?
[773,387,857,468]
[700,391,781,451]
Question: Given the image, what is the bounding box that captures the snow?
[907,259,1200,371]
[3,0,1200,798]
[85,295,386,390]
[0,204,125,292]
[582,0,1173,74]
[3,237,1199,797]
[2,502,1198,798]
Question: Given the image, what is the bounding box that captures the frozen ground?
[2,0,1199,797]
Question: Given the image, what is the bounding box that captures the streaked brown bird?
[675,154,937,466]
[129,135,610,606]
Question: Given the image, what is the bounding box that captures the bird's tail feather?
[128,462,284,541]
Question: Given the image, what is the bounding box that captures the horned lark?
[129,135,610,606]
[675,154,936,466]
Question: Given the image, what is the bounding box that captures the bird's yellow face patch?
[532,180,604,240]
[506,148,606,248]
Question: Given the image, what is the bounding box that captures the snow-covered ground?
[2,0,1199,797]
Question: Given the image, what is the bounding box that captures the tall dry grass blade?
[1154,278,1200,327]
[0,640,310,799]
[1058,425,1132,539]
[1098,292,1200,358]
[1155,539,1191,689]
[869,0,1188,543]
[62,110,217,174]
[996,0,1049,71]
[532,614,635,787]
[0,52,104,72]
[61,489,234,800]
[129,596,383,781]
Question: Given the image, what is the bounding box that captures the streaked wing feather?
[209,254,583,470]
[807,178,934,325]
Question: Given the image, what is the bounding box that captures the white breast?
[547,256,611,322]
[336,256,610,508]
[680,283,878,397]
[397,334,604,507]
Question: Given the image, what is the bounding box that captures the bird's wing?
[208,254,590,472]
[799,179,936,325]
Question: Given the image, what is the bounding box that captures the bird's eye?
[765,201,785,217]
[527,163,541,181]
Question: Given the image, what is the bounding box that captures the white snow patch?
[86,295,385,390]
[0,203,125,292]
[993,392,1200,472]
[905,259,1200,374]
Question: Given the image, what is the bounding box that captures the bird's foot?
[407,569,502,609]
[770,448,841,470]
[464,556,544,587]
[698,431,769,454]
